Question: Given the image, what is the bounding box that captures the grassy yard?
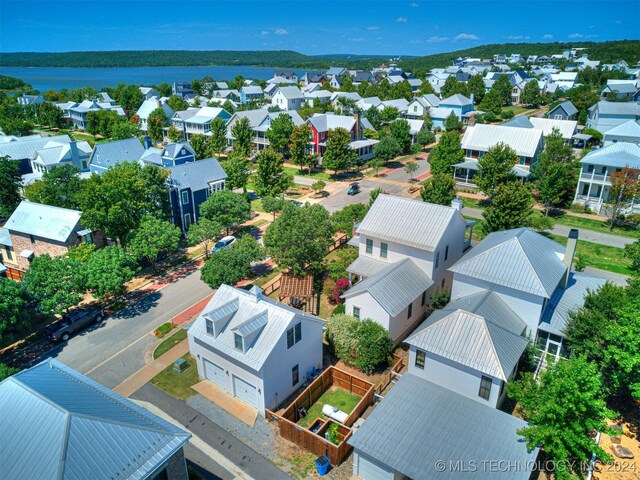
[297,387,361,428]
[250,199,264,212]
[283,166,331,181]
[501,106,534,116]
[150,354,199,400]
[547,234,633,276]
[153,328,188,359]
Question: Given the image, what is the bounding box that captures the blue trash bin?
[315,455,330,476]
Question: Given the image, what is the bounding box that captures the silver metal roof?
[5,201,82,243]
[580,142,640,169]
[551,100,578,116]
[348,374,538,480]
[440,93,472,107]
[462,124,543,158]
[342,258,434,317]
[0,359,190,480]
[539,272,606,336]
[0,134,71,161]
[189,284,325,372]
[604,119,640,138]
[346,255,391,278]
[449,228,567,298]
[0,228,11,247]
[357,194,468,252]
[233,311,268,337]
[590,100,640,116]
[167,157,227,192]
[90,137,146,170]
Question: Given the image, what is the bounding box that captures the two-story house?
[69,99,125,130]
[547,100,578,120]
[271,86,304,111]
[30,140,92,174]
[586,100,640,134]
[17,94,44,107]
[405,94,440,119]
[603,119,640,146]
[342,195,474,343]
[171,106,232,140]
[430,93,474,129]
[574,141,640,214]
[134,97,174,132]
[0,134,73,175]
[307,113,378,162]
[88,137,146,174]
[239,85,264,104]
[139,139,196,167]
[139,86,160,100]
[188,285,325,413]
[226,109,304,153]
[502,115,577,142]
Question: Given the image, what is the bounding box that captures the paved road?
[462,207,636,249]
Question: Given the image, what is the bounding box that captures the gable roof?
[0,358,190,480]
[189,284,324,371]
[449,228,567,298]
[275,86,303,100]
[590,100,640,116]
[342,258,434,317]
[0,134,71,161]
[163,141,195,159]
[90,137,145,170]
[440,93,472,107]
[461,124,543,158]
[167,157,227,191]
[307,113,356,133]
[357,194,468,252]
[5,201,82,243]
[580,141,640,169]
[135,97,174,120]
[604,119,640,139]
[348,374,537,480]
[529,117,578,140]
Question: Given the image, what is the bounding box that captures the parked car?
[211,235,237,253]
[347,182,360,196]
[44,307,105,342]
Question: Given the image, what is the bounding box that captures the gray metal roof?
[0,134,71,161]
[580,142,640,169]
[440,93,472,107]
[348,374,538,480]
[0,228,11,247]
[90,138,145,170]
[407,306,528,380]
[167,157,227,192]
[188,284,325,371]
[357,194,468,252]
[449,228,567,298]
[461,124,543,158]
[604,119,640,138]
[550,100,578,116]
[0,358,190,480]
[590,100,640,116]
[346,254,391,278]
[275,86,303,100]
[5,201,82,243]
[342,258,434,317]
[539,272,606,336]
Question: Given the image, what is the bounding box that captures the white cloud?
[367,26,381,31]
[568,33,584,39]
[454,33,479,41]
[427,36,449,43]
[409,2,420,6]
[396,17,408,23]
[275,28,288,35]
[543,34,553,39]
[260,30,269,36]
[507,35,530,40]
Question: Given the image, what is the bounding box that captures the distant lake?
[0,66,284,91]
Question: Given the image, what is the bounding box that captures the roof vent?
[249,285,263,302]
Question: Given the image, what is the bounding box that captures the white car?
[211,235,237,253]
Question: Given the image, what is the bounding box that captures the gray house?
[548,100,578,121]
[0,358,191,480]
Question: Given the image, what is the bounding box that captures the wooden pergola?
[279,273,316,314]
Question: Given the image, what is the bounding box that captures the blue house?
[88,137,145,174]
[140,138,196,167]
[240,85,264,104]
[430,94,474,129]
[167,157,227,232]
[586,100,640,134]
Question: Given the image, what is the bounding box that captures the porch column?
[465,169,469,184]
[597,168,608,205]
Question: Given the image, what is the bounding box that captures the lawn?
[153,328,188,359]
[547,234,632,276]
[283,166,331,181]
[297,387,361,428]
[150,353,199,399]
[501,106,534,116]
[548,213,640,240]
[250,199,264,212]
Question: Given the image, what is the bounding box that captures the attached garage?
[354,452,398,480]
[203,359,225,388]
[232,375,258,408]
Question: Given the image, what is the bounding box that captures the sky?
[1,0,638,56]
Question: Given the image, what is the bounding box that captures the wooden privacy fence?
[375,353,405,395]
[265,366,374,466]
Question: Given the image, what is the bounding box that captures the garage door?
[355,452,395,480]
[232,375,258,408]
[203,359,225,388]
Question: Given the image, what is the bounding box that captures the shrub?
[155,322,175,338]
[332,304,346,315]
[574,255,587,272]
[324,247,359,280]
[625,213,640,225]
[0,363,19,381]
[327,423,341,445]
[570,202,592,214]
[326,314,358,357]
[429,288,450,310]
[330,278,350,304]
[528,214,555,232]
[500,109,515,120]
[483,111,498,122]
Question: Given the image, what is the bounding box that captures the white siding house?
[188,285,325,413]
[271,86,304,111]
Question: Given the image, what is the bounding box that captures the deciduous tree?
[199,189,251,234]
[331,203,369,234]
[254,148,292,197]
[290,124,315,175]
[427,130,463,176]
[606,167,640,230]
[129,216,181,273]
[521,81,541,107]
[404,161,418,181]
[188,133,212,160]
[231,117,253,158]
[262,196,288,220]
[23,164,82,209]
[209,117,227,158]
[389,119,412,152]
[224,151,251,192]
[84,246,138,299]
[322,127,357,175]
[420,173,456,205]
[373,135,402,163]
[444,112,462,131]
[475,143,518,197]
[200,235,264,289]
[483,181,534,232]
[0,279,35,344]
[188,218,222,258]
[266,114,294,156]
[415,129,436,148]
[0,157,22,219]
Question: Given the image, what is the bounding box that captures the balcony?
[580,171,610,183]
[253,136,269,145]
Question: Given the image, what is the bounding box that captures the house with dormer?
[187,284,325,412]
[307,113,378,162]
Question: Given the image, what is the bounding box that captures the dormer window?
[206,319,214,335]
[234,333,243,351]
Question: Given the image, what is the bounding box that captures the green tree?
[265,114,294,156]
[0,157,22,219]
[379,106,399,123]
[441,77,469,98]
[521,81,541,107]
[167,125,182,143]
[368,158,385,176]
[264,202,334,275]
[0,363,19,381]
[606,168,640,231]
[36,102,64,128]
[209,117,227,158]
[533,128,577,210]
[129,216,181,273]
[311,180,326,196]
[23,164,82,209]
[200,189,251,234]
[289,124,315,175]
[625,239,640,275]
[475,143,518,197]
[483,181,534,232]
[253,148,292,198]
[467,74,486,103]
[110,83,144,114]
[415,129,436,148]
[373,135,402,163]
[147,107,168,143]
[492,75,513,105]
[0,279,34,344]
[389,119,412,152]
[262,196,288,220]
[331,203,369,234]
[166,95,189,112]
[84,246,138,299]
[420,173,456,205]
[22,254,86,315]
[369,187,383,206]
[110,121,141,140]
[443,112,462,131]
[508,356,615,479]
[364,107,382,130]
[418,81,436,96]
[404,161,418,181]
[428,130,463,176]
[224,151,251,192]
[231,117,253,158]
[478,88,503,115]
[188,134,212,160]
[188,218,222,258]
[322,127,357,175]
[200,235,264,289]
[390,80,413,101]
[538,163,574,214]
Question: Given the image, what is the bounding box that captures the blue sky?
[1,0,638,56]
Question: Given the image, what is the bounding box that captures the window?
[380,242,388,259]
[234,333,243,351]
[479,375,492,400]
[353,306,360,320]
[415,350,426,369]
[444,245,449,261]
[421,290,427,306]
[292,365,299,386]
[29,235,36,245]
[206,319,214,335]
[365,238,373,254]
[434,251,440,269]
[184,214,191,229]
[209,181,224,194]
[407,303,413,319]
[181,191,189,204]
[287,322,302,349]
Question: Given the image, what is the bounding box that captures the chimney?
[451,198,463,212]
[143,136,152,149]
[470,93,475,105]
[354,113,361,139]
[562,229,579,289]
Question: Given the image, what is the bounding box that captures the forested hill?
[1,40,637,70]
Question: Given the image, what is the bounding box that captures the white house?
[586,100,640,134]
[271,86,304,111]
[135,97,174,132]
[603,119,640,146]
[139,86,160,100]
[187,285,325,413]
[342,194,474,342]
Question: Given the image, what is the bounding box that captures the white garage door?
[355,452,396,480]
[232,375,258,408]
[203,359,225,388]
